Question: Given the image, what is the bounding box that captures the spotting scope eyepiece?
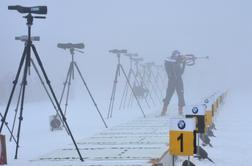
[109,49,127,54]
[132,57,144,62]
[57,43,85,50]
[8,5,47,15]
[15,35,40,42]
[124,53,138,58]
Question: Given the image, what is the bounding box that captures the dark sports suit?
[163,56,186,108]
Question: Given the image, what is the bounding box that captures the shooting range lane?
[31,115,172,166]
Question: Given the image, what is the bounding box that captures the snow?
[0,89,250,166]
[1,1,252,165]
[0,91,159,165]
[177,90,252,166]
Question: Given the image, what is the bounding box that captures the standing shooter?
[161,50,209,116]
[161,50,185,116]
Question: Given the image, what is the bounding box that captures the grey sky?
[1,0,251,96]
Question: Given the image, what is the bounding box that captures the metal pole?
[187,156,190,166]
[172,155,175,166]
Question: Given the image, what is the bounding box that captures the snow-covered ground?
[0,89,160,165]
[0,89,250,166]
[176,90,252,166]
[1,0,252,165]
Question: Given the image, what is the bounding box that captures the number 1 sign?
[169,118,196,156]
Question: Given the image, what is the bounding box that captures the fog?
[1,0,252,103]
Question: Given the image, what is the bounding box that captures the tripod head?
[58,43,85,50]
[124,53,138,59]
[109,49,127,62]
[15,35,40,42]
[57,43,85,55]
[8,5,47,15]
[132,58,144,71]
[123,53,138,68]
[8,5,47,26]
[132,57,144,63]
[109,49,127,56]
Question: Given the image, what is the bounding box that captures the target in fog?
[107,49,146,119]
[0,5,84,161]
[50,115,62,131]
[57,42,108,128]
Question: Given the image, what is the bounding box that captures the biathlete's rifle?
[182,54,209,66]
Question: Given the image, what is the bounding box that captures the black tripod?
[58,46,108,128]
[0,13,84,161]
[9,35,69,141]
[107,49,146,119]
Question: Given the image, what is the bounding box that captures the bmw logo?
[177,120,186,130]
[192,107,198,114]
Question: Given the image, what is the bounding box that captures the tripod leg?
[0,112,18,144]
[119,65,146,118]
[119,69,132,110]
[73,62,108,128]
[0,46,27,132]
[127,72,137,108]
[31,45,84,161]
[155,72,165,95]
[30,59,69,133]
[107,65,120,119]
[123,69,141,109]
[15,50,30,159]
[130,70,151,109]
[132,70,155,107]
[9,83,22,143]
[122,70,134,109]
[147,72,162,104]
[59,62,72,104]
[63,63,73,116]
[122,82,130,109]
[127,71,149,109]
[150,71,163,98]
[142,70,156,106]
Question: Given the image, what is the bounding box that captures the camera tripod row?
[1,5,167,161]
[1,6,85,161]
